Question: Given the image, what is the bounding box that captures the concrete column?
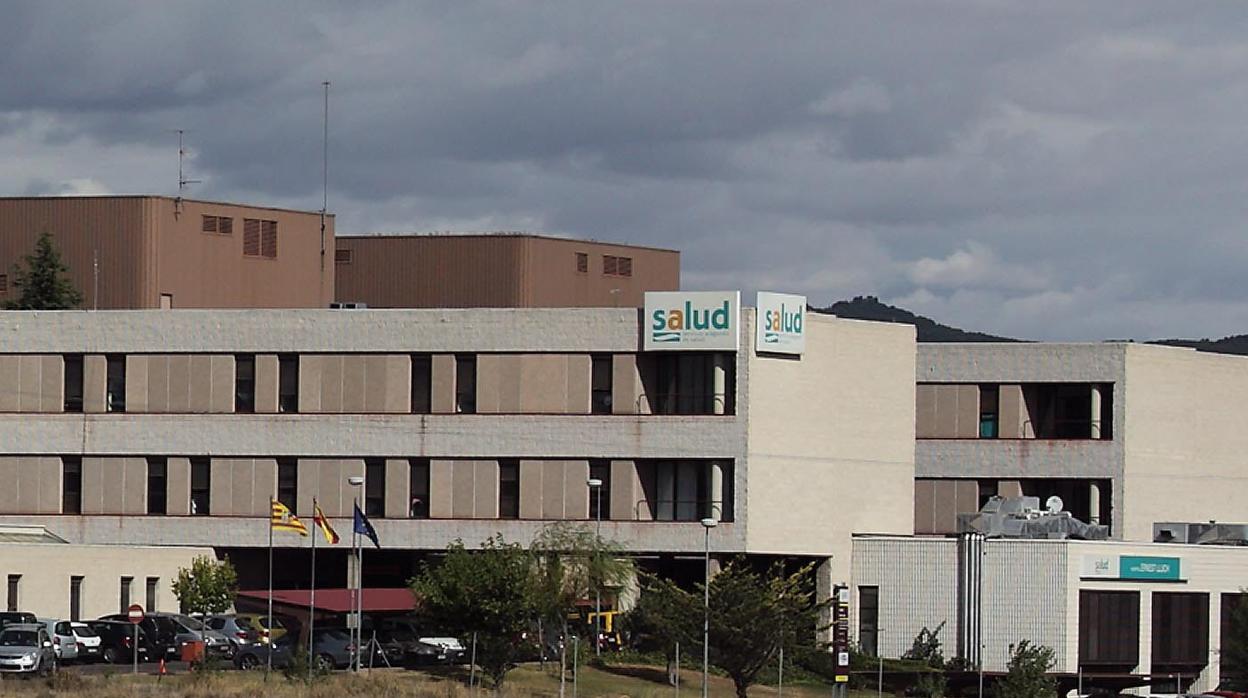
[815,557,836,646]
[1138,591,1153,684]
[709,461,724,521]
[1090,384,1103,439]
[1089,482,1102,525]
[1203,593,1222,693]
[712,353,727,415]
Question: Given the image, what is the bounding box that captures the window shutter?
[261,220,278,258]
[218,217,233,235]
[576,252,588,273]
[201,215,217,233]
[0,274,6,293]
[603,255,618,275]
[335,249,352,264]
[243,219,261,256]
[618,256,632,277]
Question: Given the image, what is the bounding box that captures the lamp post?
[700,517,717,698]
[587,477,604,656]
[347,474,365,672]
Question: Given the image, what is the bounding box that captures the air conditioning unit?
[329,302,369,309]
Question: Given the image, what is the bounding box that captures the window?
[603,255,633,277]
[0,274,6,294]
[979,385,999,439]
[365,458,386,518]
[411,354,432,414]
[335,249,352,264]
[5,576,17,613]
[278,355,298,413]
[63,355,83,413]
[409,459,430,519]
[1080,590,1140,669]
[859,586,879,657]
[146,457,167,515]
[499,460,519,519]
[145,578,158,612]
[643,353,735,415]
[243,219,261,256]
[575,252,588,273]
[106,355,126,412]
[190,457,210,516]
[69,576,83,622]
[201,215,232,235]
[234,354,255,413]
[455,354,476,414]
[589,460,611,520]
[62,457,82,514]
[261,220,278,258]
[277,458,297,512]
[119,577,132,613]
[591,355,612,414]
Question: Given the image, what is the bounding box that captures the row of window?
[60,456,723,522]
[575,252,633,277]
[69,353,617,416]
[0,574,157,620]
[200,215,278,259]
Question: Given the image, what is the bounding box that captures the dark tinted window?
[589,460,611,520]
[190,457,210,515]
[106,355,126,412]
[278,355,298,413]
[234,355,255,413]
[146,457,167,515]
[455,355,476,414]
[409,459,429,519]
[277,459,297,511]
[365,458,385,517]
[411,355,431,414]
[591,355,612,414]
[62,457,81,514]
[499,460,519,519]
[63,355,83,413]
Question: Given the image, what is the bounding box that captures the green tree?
[411,535,539,691]
[1222,595,1248,687]
[4,232,83,309]
[631,560,829,698]
[171,556,238,616]
[626,572,700,685]
[994,640,1056,698]
[530,522,636,638]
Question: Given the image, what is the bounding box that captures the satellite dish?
[1045,496,1064,514]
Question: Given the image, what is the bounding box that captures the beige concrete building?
[914,342,1248,542]
[0,304,914,595]
[0,527,209,621]
[333,234,679,308]
[0,196,334,309]
[854,535,1248,694]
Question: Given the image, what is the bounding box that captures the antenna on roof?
[175,129,201,204]
[320,81,330,271]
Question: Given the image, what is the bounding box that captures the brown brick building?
[333,234,679,308]
[0,196,334,309]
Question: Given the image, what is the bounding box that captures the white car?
[69,622,102,663]
[37,619,77,662]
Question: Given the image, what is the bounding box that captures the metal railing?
[634,393,729,415]
[634,499,725,521]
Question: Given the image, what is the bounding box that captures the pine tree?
[4,232,83,310]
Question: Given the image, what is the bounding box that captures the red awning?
[237,588,416,613]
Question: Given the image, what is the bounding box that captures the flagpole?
[352,508,359,672]
[309,497,317,679]
[267,498,274,677]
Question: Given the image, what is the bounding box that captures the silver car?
[161,613,232,657]
[0,624,56,676]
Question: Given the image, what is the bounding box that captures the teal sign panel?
[1119,556,1181,581]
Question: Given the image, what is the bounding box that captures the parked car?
[0,613,36,631]
[85,620,150,664]
[163,613,232,657]
[98,613,179,659]
[68,622,102,663]
[0,623,56,676]
[234,613,287,645]
[37,618,77,663]
[365,616,465,665]
[233,628,353,672]
[204,615,261,655]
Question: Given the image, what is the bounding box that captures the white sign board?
[643,291,740,351]
[1080,554,1116,579]
[755,291,807,355]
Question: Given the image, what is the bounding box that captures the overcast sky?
[3,2,1247,340]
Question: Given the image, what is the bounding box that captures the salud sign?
[643,291,740,351]
[755,291,806,355]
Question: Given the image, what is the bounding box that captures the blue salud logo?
[762,302,803,343]
[651,299,732,342]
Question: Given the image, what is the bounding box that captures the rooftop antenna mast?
[175,129,201,203]
[320,81,330,271]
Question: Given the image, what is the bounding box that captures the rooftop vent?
[958,496,1109,540]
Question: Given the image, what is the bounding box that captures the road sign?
[127,604,144,624]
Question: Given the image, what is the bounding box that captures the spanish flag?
[270,499,308,536]
[313,500,340,545]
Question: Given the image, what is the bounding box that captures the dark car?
[86,620,151,664]
[0,613,36,631]
[98,614,179,659]
[233,628,354,672]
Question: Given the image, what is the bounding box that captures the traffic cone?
[158,658,167,681]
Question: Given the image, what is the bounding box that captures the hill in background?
[819,295,1248,356]
[815,295,1018,343]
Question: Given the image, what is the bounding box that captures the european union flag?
[353,503,380,548]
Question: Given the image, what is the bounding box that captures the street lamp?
[587,477,604,657]
[347,475,364,672]
[700,517,718,698]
